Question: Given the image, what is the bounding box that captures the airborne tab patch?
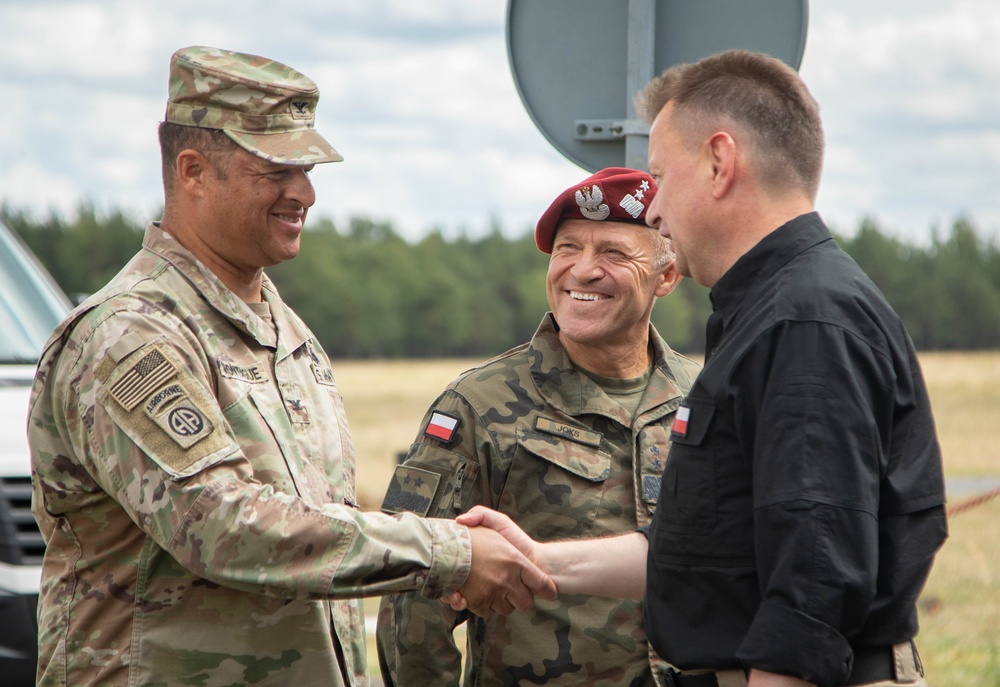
[143,381,214,450]
[534,417,602,448]
[424,411,459,443]
[109,346,178,411]
[144,383,185,415]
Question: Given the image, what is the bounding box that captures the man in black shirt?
[451,49,947,687]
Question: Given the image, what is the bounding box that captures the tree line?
[3,202,999,356]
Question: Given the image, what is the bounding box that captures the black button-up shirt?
[645,213,947,686]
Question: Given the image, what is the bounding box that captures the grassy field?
[909,352,1000,685]
[334,351,1000,685]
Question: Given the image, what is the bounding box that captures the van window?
[0,223,72,364]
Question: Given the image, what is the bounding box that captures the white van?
[0,219,72,684]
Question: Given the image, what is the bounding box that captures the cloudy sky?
[1,0,998,245]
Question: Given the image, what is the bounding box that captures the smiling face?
[545,219,678,373]
[202,146,317,276]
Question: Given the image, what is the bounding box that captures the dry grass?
[334,358,481,509]
[332,351,1000,684]
[919,351,1000,476]
[920,497,1000,686]
[912,353,1000,685]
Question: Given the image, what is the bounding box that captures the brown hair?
[158,122,240,192]
[636,49,824,199]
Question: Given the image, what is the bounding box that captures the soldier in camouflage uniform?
[377,168,701,687]
[27,46,553,687]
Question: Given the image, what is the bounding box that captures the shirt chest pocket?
[658,397,718,535]
[500,429,611,541]
[220,383,338,504]
[220,386,297,491]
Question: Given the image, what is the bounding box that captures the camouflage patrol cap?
[165,45,343,166]
[535,167,657,253]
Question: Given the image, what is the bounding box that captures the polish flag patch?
[425,411,460,443]
[673,405,690,437]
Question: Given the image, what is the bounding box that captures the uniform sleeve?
[52,307,471,601]
[377,389,494,687]
[734,321,893,683]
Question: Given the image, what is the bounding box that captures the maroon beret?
[535,167,657,253]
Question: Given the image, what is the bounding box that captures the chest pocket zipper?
[453,464,466,514]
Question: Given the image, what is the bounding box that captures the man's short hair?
[650,231,674,270]
[158,122,240,190]
[636,49,824,199]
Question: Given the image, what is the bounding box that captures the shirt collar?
[529,312,685,420]
[709,211,832,321]
[143,222,286,348]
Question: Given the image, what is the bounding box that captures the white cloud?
[1,0,998,243]
[0,160,86,218]
[1,2,159,79]
[803,0,1000,239]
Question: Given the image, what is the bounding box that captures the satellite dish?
[506,0,809,172]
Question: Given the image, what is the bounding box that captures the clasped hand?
[448,506,551,617]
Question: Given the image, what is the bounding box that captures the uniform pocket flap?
[517,429,611,482]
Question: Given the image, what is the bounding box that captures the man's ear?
[706,131,737,200]
[654,261,683,298]
[175,149,211,197]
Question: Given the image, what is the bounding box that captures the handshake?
[445,506,648,617]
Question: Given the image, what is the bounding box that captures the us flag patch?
[109,347,178,411]
[424,411,459,443]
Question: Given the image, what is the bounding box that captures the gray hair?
[647,227,675,270]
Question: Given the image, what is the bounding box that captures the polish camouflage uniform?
[377,313,700,687]
[28,46,471,687]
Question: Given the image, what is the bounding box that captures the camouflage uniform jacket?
[377,313,700,687]
[28,223,472,687]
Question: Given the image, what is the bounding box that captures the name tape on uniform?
[534,417,603,448]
